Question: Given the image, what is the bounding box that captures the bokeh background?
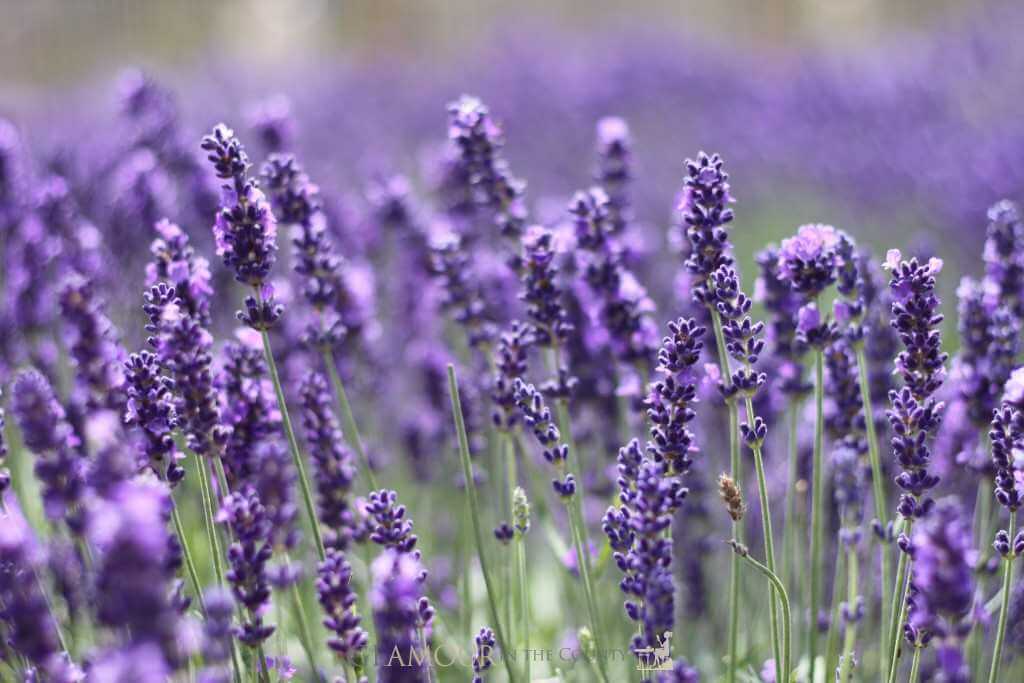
[2,0,1021,283]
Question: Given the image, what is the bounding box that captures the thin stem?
[257,323,326,562]
[808,346,825,683]
[286,555,320,678]
[908,646,923,683]
[988,510,1017,683]
[837,544,860,682]
[170,498,206,614]
[782,399,802,592]
[504,433,517,644]
[746,396,783,683]
[854,342,891,672]
[447,364,519,683]
[731,543,792,682]
[711,310,741,683]
[321,346,380,492]
[824,538,845,680]
[886,517,914,683]
[516,533,530,683]
[968,476,994,676]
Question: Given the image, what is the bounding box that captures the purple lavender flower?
[471,627,496,683]
[124,350,182,484]
[0,502,72,676]
[366,489,419,555]
[707,265,767,399]
[88,480,185,668]
[679,151,734,300]
[824,338,864,452]
[520,225,573,347]
[88,643,171,683]
[146,219,212,327]
[219,486,276,648]
[446,95,526,238]
[594,116,632,236]
[144,283,226,459]
[215,336,298,549]
[983,200,1024,320]
[777,224,841,298]
[884,251,947,527]
[491,321,534,430]
[570,188,658,367]
[317,548,369,663]
[201,124,282,329]
[645,317,705,474]
[755,245,810,396]
[10,368,87,528]
[905,499,974,680]
[300,371,358,550]
[371,548,430,683]
[430,230,496,348]
[246,95,295,154]
[513,379,575,498]
[199,587,235,682]
[59,273,127,414]
[989,403,1023,518]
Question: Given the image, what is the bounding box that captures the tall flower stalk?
[880,251,947,682]
[988,393,1024,682]
[676,150,739,683]
[776,223,842,681]
[200,124,326,561]
[448,364,519,683]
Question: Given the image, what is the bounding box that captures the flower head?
[317,548,369,662]
[680,151,734,297]
[777,224,840,297]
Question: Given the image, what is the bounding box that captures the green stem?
[170,498,206,614]
[286,555,320,679]
[732,543,792,682]
[781,399,801,593]
[321,346,380,492]
[447,364,520,683]
[710,310,741,683]
[809,346,825,683]
[908,645,922,683]
[886,517,914,683]
[854,343,891,673]
[837,544,860,682]
[504,433,517,644]
[968,476,994,676]
[746,396,783,683]
[257,323,326,562]
[824,541,845,680]
[516,533,530,683]
[989,510,1017,683]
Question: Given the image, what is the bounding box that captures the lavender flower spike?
[317,548,369,664]
[10,368,87,529]
[372,548,430,683]
[680,151,734,300]
[594,116,633,236]
[776,223,841,298]
[472,627,496,683]
[201,123,282,329]
[219,486,276,648]
[123,350,183,484]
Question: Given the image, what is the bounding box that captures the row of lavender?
[0,77,1023,683]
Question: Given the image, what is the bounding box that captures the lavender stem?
[988,510,1017,683]
[730,541,792,681]
[837,546,860,682]
[908,645,923,683]
[809,344,826,683]
[711,310,741,683]
[854,342,890,669]
[169,498,205,613]
[885,517,914,683]
[447,364,520,683]
[256,315,326,562]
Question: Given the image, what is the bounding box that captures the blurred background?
[2,0,1021,249]
[2,0,1022,327]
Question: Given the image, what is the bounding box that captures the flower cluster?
[707,265,767,402]
[513,378,575,497]
[317,548,369,662]
[471,627,496,683]
[755,245,810,396]
[10,368,87,529]
[59,273,127,415]
[219,486,276,647]
[519,226,573,346]
[300,371,358,550]
[446,95,526,238]
[146,218,212,327]
[201,124,282,329]
[885,252,947,525]
[371,549,431,683]
[123,349,182,484]
[680,151,734,300]
[594,116,633,236]
[905,499,974,680]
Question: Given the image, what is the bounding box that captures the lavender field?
[2,1,1024,681]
